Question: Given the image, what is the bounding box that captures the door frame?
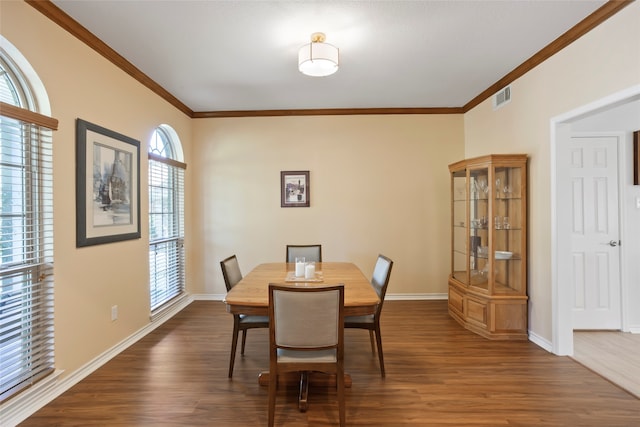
[551,84,640,356]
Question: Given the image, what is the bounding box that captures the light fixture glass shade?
[298,33,339,77]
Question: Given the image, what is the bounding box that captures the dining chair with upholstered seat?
[268,283,345,427]
[220,255,269,378]
[344,254,393,377]
[286,244,322,263]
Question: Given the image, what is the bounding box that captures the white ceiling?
[50,0,608,113]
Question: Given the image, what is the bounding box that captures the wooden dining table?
[224,261,379,316]
[223,261,379,411]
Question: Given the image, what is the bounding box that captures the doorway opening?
[551,84,640,356]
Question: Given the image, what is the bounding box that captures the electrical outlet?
[111,305,118,321]
[636,197,640,209]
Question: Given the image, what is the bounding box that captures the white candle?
[295,261,305,277]
[305,263,315,279]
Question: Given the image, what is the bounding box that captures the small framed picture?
[281,170,310,207]
[634,130,639,185]
[76,119,141,247]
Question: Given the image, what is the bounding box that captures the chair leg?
[368,330,375,354]
[240,329,247,355]
[374,326,385,377]
[228,317,240,378]
[268,372,277,427]
[337,367,345,427]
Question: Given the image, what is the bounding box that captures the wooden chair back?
[371,254,393,317]
[286,244,322,263]
[220,255,242,291]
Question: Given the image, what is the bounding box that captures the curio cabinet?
[448,154,528,340]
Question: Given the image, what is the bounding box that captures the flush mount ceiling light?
[298,32,339,77]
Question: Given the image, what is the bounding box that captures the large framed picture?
[634,130,639,185]
[76,119,141,247]
[281,170,310,207]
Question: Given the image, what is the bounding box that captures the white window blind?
[149,152,185,312]
[0,102,56,401]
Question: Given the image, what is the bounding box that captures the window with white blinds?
[148,127,186,313]
[1,59,57,400]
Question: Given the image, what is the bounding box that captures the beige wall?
[1,2,193,378]
[464,1,640,340]
[191,115,464,296]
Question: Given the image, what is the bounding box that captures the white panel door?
[569,136,621,330]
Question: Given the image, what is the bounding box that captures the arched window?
[0,41,57,400]
[149,126,174,157]
[148,125,186,314]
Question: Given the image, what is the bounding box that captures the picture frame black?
[76,118,141,247]
[281,170,310,207]
[634,130,639,186]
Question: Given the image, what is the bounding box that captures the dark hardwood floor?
[20,301,640,426]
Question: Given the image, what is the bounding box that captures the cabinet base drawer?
[466,297,487,327]
[491,300,527,333]
[448,286,464,316]
[448,279,528,340]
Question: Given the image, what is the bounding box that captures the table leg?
[258,371,352,387]
[258,371,351,411]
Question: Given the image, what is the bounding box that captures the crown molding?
[192,107,464,118]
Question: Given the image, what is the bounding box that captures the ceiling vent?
[493,85,511,110]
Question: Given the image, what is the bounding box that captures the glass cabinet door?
[469,167,489,292]
[492,165,524,295]
[451,170,467,284]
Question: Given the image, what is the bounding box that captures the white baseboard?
[192,293,449,301]
[1,294,193,427]
[192,293,225,301]
[528,330,553,353]
[386,293,448,300]
[628,326,640,334]
[0,369,65,427]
